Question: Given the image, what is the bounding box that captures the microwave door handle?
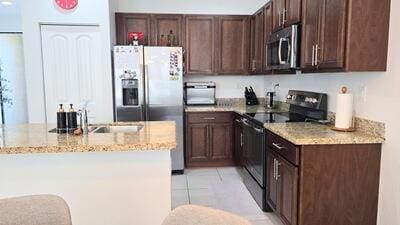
[278,38,283,65]
[286,39,291,64]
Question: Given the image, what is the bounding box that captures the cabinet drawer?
[267,132,299,166]
[187,112,232,124]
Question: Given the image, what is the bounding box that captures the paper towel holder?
[331,86,357,132]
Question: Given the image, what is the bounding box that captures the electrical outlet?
[360,85,367,103]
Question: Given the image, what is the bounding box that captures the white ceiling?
[0,0,20,17]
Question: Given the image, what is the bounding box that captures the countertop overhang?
[0,121,177,154]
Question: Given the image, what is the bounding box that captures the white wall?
[265,1,400,224]
[185,75,267,98]
[0,0,22,32]
[21,0,114,123]
[116,0,267,15]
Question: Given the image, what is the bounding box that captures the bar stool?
[162,205,251,225]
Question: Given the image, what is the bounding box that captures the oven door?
[242,118,265,187]
[267,24,298,70]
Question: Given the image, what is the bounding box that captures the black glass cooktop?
[244,112,308,126]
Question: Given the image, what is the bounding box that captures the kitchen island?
[0,121,176,225]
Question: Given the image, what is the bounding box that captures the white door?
[41,25,112,124]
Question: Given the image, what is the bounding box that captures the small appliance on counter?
[245,86,259,106]
[266,84,280,109]
[184,82,216,105]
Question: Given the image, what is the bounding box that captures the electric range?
[240,90,328,212]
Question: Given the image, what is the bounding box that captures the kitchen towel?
[335,87,354,129]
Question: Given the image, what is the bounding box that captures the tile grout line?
[216,168,223,181]
[185,174,191,204]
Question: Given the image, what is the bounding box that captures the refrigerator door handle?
[144,64,150,121]
[140,63,146,121]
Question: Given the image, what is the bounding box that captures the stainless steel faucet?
[79,102,90,135]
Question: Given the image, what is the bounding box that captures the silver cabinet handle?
[278,11,282,26]
[276,160,281,179]
[311,45,315,66]
[235,119,241,123]
[203,117,215,120]
[283,9,287,25]
[272,143,285,150]
[273,158,276,179]
[240,133,243,147]
[252,60,257,71]
[315,44,319,66]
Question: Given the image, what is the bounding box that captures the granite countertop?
[264,122,385,145]
[185,105,287,115]
[0,121,176,154]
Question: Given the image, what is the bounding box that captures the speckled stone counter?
[264,122,385,145]
[0,121,176,154]
[185,105,287,115]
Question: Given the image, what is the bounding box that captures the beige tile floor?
[171,167,283,225]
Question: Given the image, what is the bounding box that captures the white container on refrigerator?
[113,46,184,171]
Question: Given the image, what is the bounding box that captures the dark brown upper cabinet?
[185,15,217,75]
[301,0,391,72]
[217,16,250,75]
[263,2,273,73]
[250,8,265,74]
[151,15,184,46]
[116,13,152,45]
[272,0,301,32]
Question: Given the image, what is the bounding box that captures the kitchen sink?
[92,125,144,133]
[48,126,98,133]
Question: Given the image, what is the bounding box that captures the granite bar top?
[264,122,385,145]
[0,121,177,154]
[185,105,287,115]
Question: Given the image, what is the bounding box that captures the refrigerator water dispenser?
[122,79,139,106]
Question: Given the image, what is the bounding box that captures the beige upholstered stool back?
[162,205,251,225]
[0,195,72,225]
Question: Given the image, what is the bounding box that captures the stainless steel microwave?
[267,24,299,70]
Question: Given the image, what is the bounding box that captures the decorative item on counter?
[266,84,280,109]
[332,86,356,132]
[127,32,144,46]
[66,104,78,134]
[245,86,259,106]
[159,34,168,46]
[167,30,177,46]
[57,104,67,134]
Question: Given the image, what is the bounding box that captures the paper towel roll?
[335,91,354,129]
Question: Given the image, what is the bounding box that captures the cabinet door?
[186,123,209,164]
[300,0,321,69]
[234,118,244,166]
[250,9,264,74]
[116,13,151,45]
[272,0,285,32]
[266,150,279,211]
[185,16,217,75]
[285,0,302,26]
[317,0,347,69]
[151,15,183,46]
[209,123,233,162]
[217,16,250,74]
[278,157,298,225]
[263,3,273,72]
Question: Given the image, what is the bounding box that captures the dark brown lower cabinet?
[266,131,382,225]
[186,112,234,167]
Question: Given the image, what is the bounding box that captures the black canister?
[57,104,67,134]
[66,104,77,133]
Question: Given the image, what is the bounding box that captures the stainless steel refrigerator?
[113,46,184,171]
